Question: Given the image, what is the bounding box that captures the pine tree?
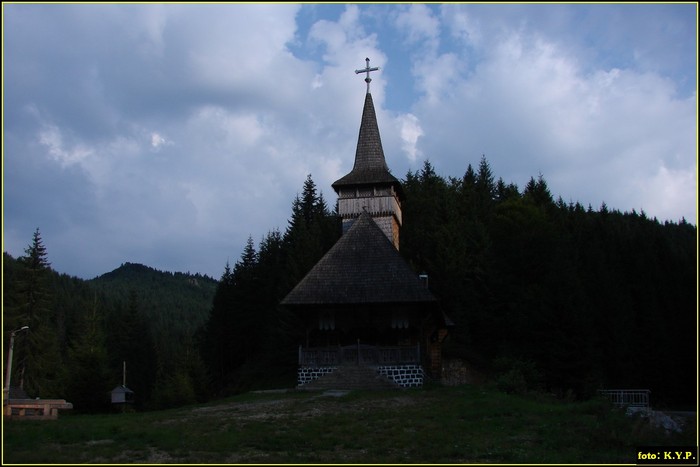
[64,295,111,412]
[201,262,236,391]
[105,289,156,408]
[495,178,520,202]
[460,164,477,218]
[300,174,321,224]
[151,331,206,408]
[231,237,261,364]
[257,229,302,373]
[12,228,63,397]
[283,175,337,289]
[523,174,554,208]
[475,155,496,215]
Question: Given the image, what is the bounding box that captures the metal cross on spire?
[355,57,379,93]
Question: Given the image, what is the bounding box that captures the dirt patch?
[187,390,419,423]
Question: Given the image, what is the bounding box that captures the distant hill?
[89,262,218,337]
[3,253,218,344]
[3,253,219,408]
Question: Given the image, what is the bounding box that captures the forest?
[2,158,697,411]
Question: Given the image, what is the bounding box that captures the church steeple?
[332,92,400,188]
[332,58,404,249]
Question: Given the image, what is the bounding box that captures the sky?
[3,3,697,280]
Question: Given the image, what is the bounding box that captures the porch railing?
[598,389,651,409]
[299,343,420,366]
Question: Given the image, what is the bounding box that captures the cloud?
[396,114,424,163]
[3,4,695,280]
[410,18,696,221]
[150,132,172,151]
[443,5,483,48]
[640,165,696,222]
[38,124,94,167]
[394,4,440,47]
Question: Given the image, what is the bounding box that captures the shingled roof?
[281,211,436,306]
[332,92,402,195]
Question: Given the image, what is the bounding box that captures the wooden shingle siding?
[338,196,402,224]
[332,93,404,198]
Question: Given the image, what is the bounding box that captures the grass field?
[2,384,696,464]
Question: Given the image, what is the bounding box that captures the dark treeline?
[3,242,218,411]
[401,158,696,407]
[1,174,338,411]
[199,175,340,395]
[199,159,696,407]
[3,160,696,411]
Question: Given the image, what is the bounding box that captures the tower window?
[376,187,390,196]
[391,311,409,329]
[340,189,357,199]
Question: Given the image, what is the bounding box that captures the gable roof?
[281,211,436,306]
[331,92,402,194]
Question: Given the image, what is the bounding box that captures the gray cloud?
[3,3,696,280]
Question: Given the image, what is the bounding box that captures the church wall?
[372,216,399,249]
[391,216,400,249]
[306,307,423,347]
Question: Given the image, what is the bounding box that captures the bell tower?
[331,58,404,250]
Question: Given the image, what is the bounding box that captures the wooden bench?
[4,399,73,420]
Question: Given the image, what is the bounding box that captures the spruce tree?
[283,175,335,289]
[105,289,156,408]
[12,228,63,397]
[475,155,496,216]
[231,237,261,364]
[201,262,236,391]
[64,296,111,411]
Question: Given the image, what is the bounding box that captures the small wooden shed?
[110,385,134,405]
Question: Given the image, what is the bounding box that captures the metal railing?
[598,389,651,408]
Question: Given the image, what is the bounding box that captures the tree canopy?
[3,163,696,410]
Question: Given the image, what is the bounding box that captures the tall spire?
[332,57,404,250]
[332,58,400,190]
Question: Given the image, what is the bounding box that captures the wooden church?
[281,59,451,388]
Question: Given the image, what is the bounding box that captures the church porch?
[299,342,420,367]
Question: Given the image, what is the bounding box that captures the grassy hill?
[89,261,218,338]
[2,385,695,464]
[3,254,219,409]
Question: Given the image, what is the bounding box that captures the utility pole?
[4,326,29,401]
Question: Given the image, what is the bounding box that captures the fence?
[299,343,420,367]
[598,389,651,409]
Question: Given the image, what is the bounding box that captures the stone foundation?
[298,364,424,388]
[298,366,337,386]
[377,364,424,388]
